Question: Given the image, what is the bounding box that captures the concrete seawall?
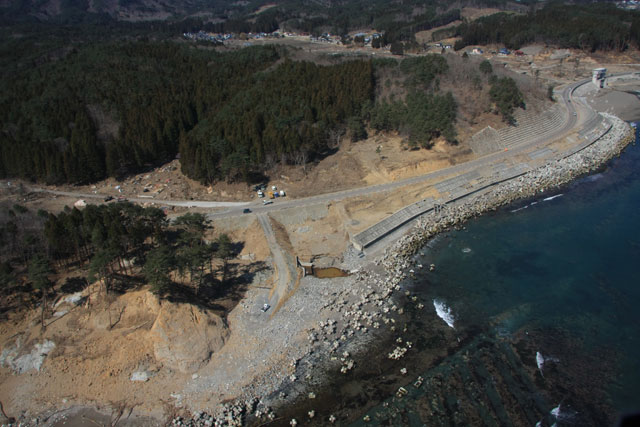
[380,113,633,263]
[352,112,619,253]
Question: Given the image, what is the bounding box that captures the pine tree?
[143,245,174,296]
[28,254,53,329]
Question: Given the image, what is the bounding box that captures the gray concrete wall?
[351,113,612,252]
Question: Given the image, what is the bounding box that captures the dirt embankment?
[3,37,640,425]
[0,285,229,421]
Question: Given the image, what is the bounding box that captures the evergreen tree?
[143,245,174,296]
[28,254,53,329]
[479,60,493,75]
[216,233,233,282]
[489,77,524,124]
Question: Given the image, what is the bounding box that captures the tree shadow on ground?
[59,276,88,294]
[161,260,268,318]
[230,241,244,255]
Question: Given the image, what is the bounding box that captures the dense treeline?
[1,201,237,311]
[369,55,457,147]
[1,39,374,185]
[489,75,525,124]
[179,59,374,183]
[0,41,281,183]
[0,0,515,43]
[370,92,457,148]
[454,3,639,52]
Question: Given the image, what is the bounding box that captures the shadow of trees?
[160,260,268,317]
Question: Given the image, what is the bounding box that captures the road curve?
[207,75,600,220]
[28,74,624,220]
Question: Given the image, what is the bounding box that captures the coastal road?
[23,73,630,314]
[203,76,594,220]
[29,187,250,208]
[29,75,627,223]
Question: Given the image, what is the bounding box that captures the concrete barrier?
[351,113,612,252]
[351,198,436,251]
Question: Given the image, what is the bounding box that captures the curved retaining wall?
[352,113,622,252]
[470,105,567,155]
[379,114,633,262]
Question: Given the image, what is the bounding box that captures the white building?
[592,68,607,89]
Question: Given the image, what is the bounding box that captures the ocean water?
[349,132,640,426]
[375,131,640,426]
[278,130,640,426]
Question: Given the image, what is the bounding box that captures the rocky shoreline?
[167,115,634,427]
[387,114,633,261]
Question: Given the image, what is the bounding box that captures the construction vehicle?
[267,191,275,199]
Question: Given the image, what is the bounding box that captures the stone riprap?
[352,113,615,252]
[172,115,632,426]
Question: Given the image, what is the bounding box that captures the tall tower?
[592,68,607,89]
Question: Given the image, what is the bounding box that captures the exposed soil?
[2,32,640,425]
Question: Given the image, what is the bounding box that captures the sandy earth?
[2,34,640,425]
[578,81,640,122]
[44,133,469,208]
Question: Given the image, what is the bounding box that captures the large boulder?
[150,303,228,373]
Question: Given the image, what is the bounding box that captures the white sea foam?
[511,205,528,213]
[426,234,443,249]
[543,194,564,202]
[536,351,545,377]
[536,352,560,378]
[550,403,576,421]
[433,299,455,328]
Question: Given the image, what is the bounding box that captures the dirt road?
[256,213,296,313]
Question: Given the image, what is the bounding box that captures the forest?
[1,200,238,326]
[178,58,374,183]
[0,18,537,185]
[2,23,469,186]
[0,0,517,40]
[453,3,640,52]
[368,56,458,147]
[0,41,283,184]
[4,1,619,186]
[1,31,474,185]
[0,37,378,184]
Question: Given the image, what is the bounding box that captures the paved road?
[29,188,250,208]
[205,76,598,220]
[30,75,624,223]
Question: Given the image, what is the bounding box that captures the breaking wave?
[543,193,564,202]
[433,299,455,328]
